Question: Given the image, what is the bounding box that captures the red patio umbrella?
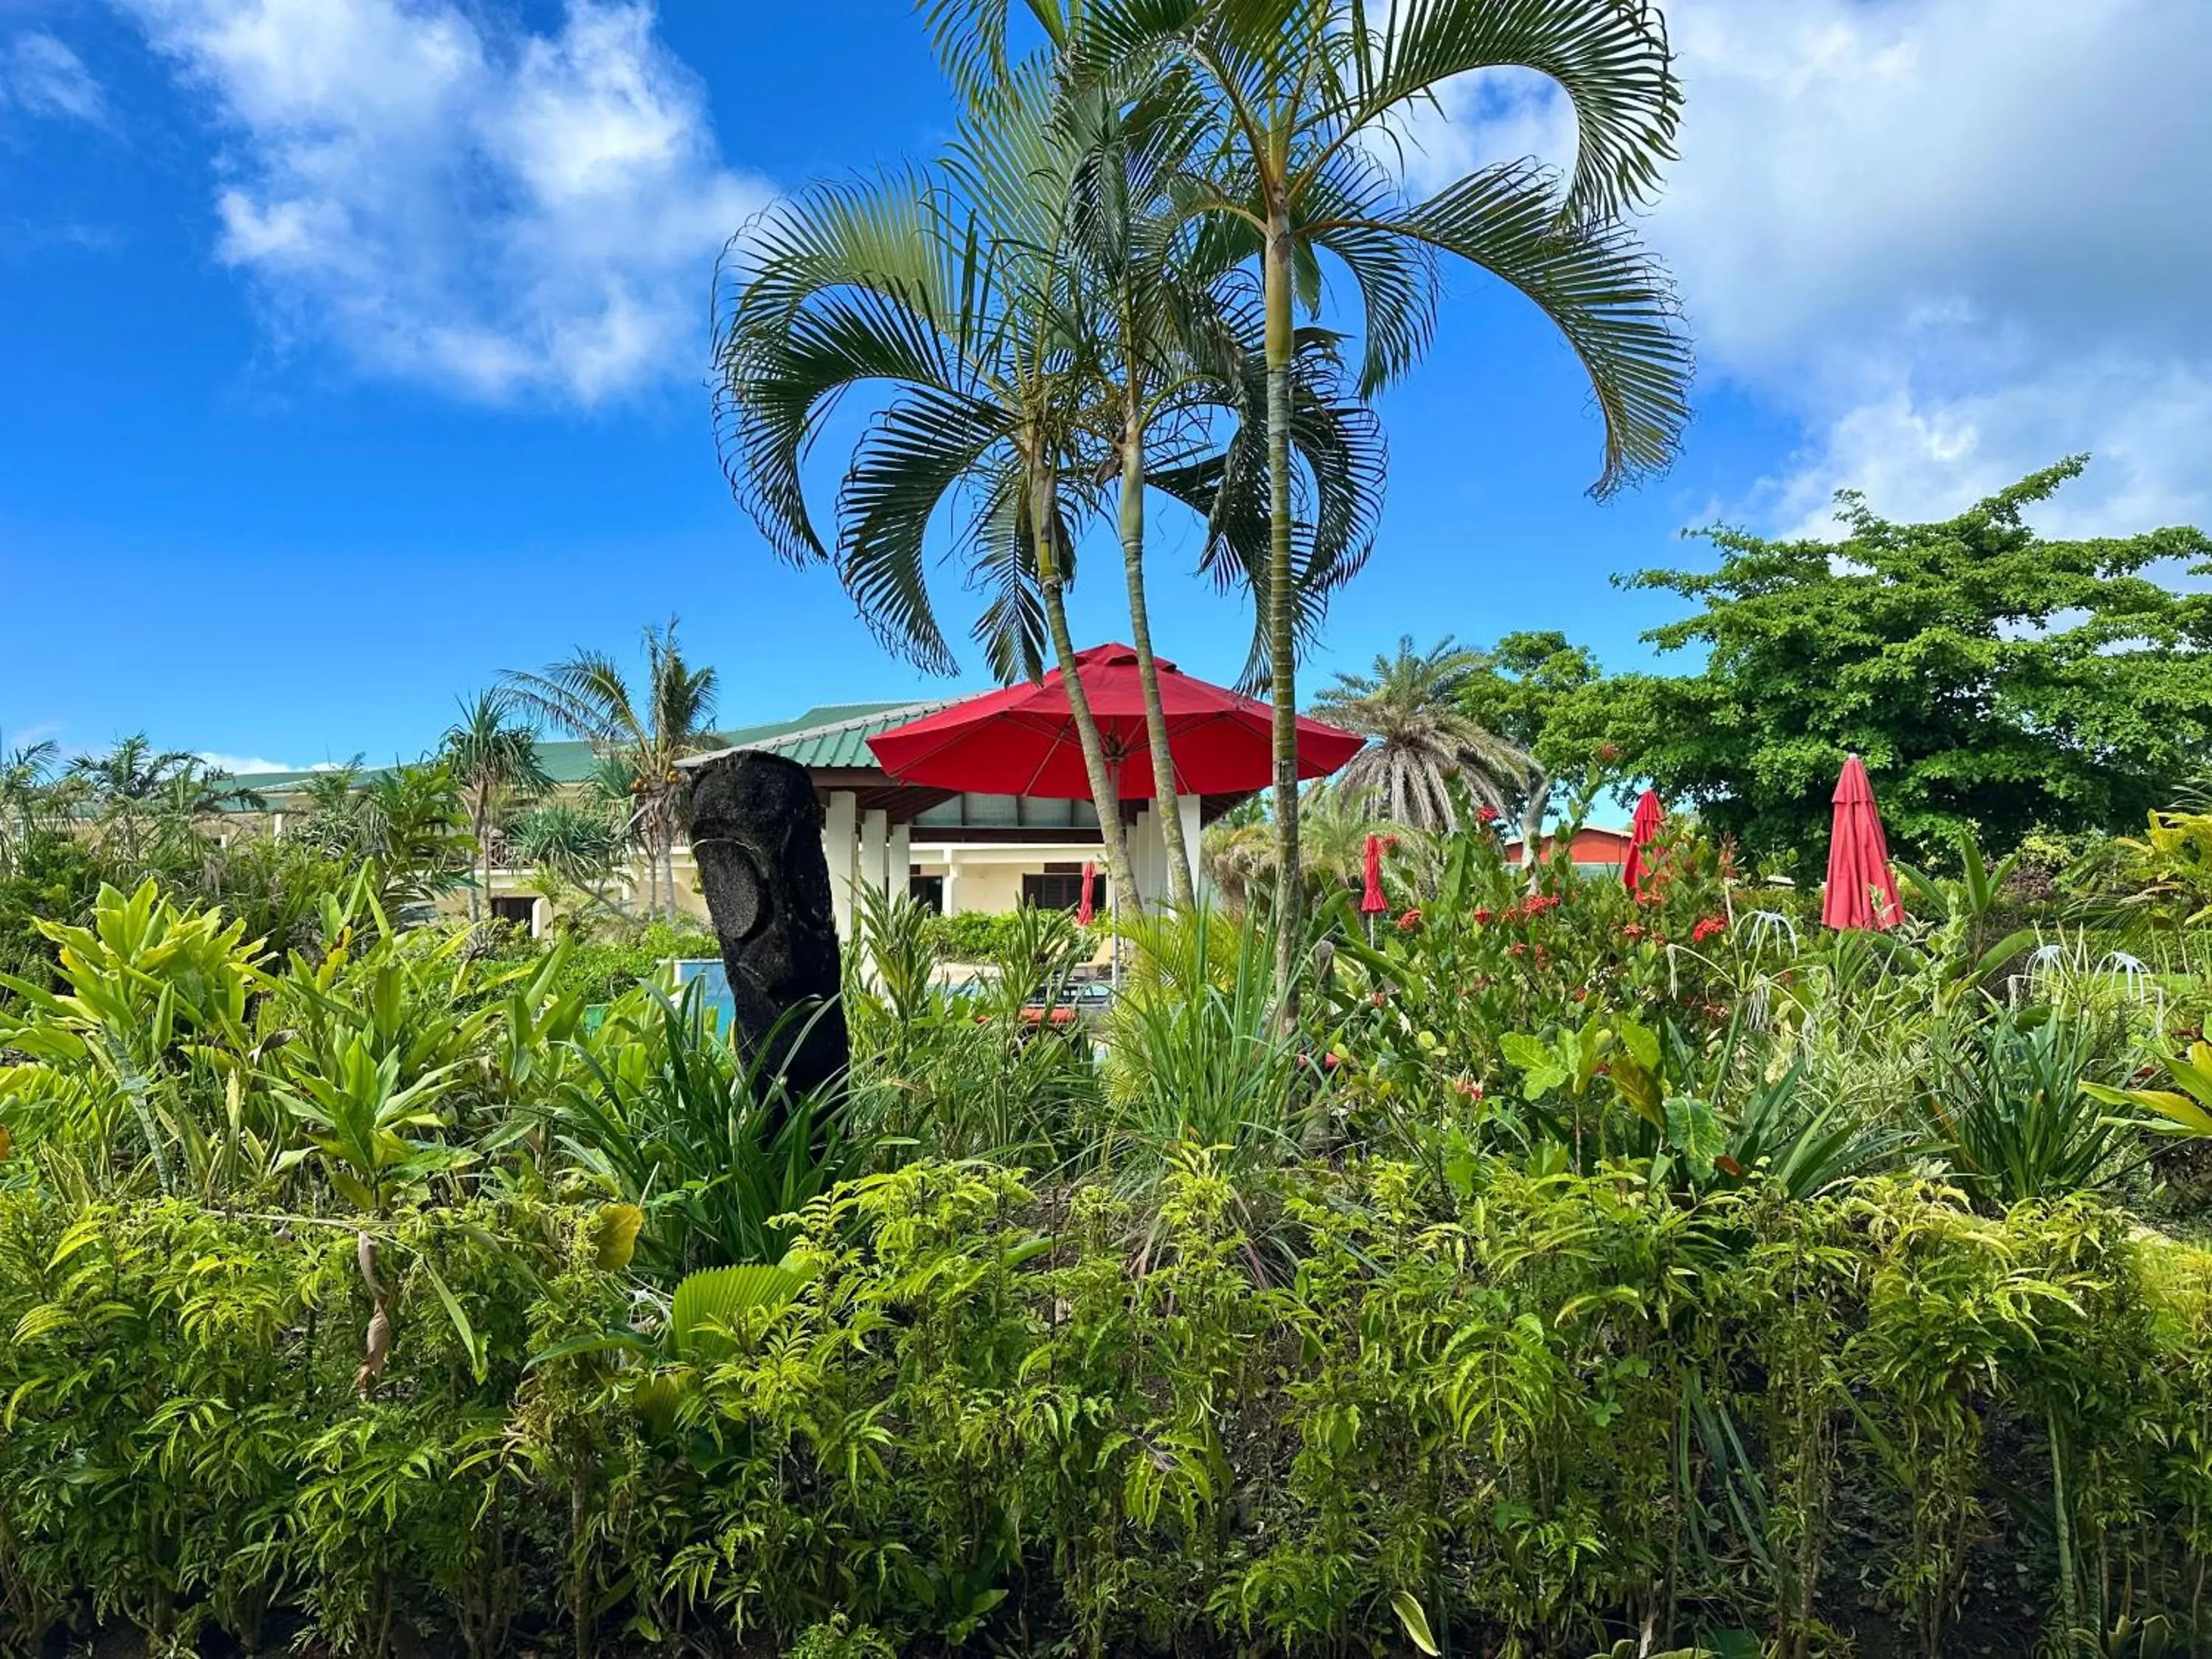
[1622,789,1664,896]
[866,643,1364,799]
[1360,833,1388,916]
[1076,860,1097,925]
[1822,756,1904,930]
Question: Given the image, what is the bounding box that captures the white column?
[823,790,858,940]
[858,808,889,908]
[887,821,911,905]
[1133,805,1167,908]
[942,853,961,916]
[1178,793,1206,906]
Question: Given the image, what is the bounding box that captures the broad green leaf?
[591,1203,645,1272]
[1664,1095,1728,1181]
[1391,1590,1440,1658]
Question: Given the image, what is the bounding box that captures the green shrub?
[4,1165,2212,1658]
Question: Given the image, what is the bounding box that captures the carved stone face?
[683,750,849,1102]
[695,838,770,945]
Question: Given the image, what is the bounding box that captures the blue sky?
[2,0,2206,772]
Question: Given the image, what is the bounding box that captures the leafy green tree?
[1313,636,1528,831]
[503,622,719,922]
[1456,630,1603,844]
[936,0,1693,995]
[1585,459,2212,865]
[442,690,552,928]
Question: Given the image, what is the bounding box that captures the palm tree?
[714,69,1147,912]
[939,0,1692,1000]
[1315,636,1531,832]
[501,622,719,923]
[63,735,243,869]
[717,59,1381,917]
[0,740,63,879]
[1200,779,1399,912]
[1062,76,1385,911]
[442,690,552,927]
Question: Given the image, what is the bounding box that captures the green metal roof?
[218,701,939,805]
[695,699,953,771]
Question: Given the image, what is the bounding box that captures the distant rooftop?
[220,700,939,802]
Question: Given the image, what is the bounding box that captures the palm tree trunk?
[1118,388,1197,911]
[469,794,486,927]
[1264,187,1303,1010]
[1520,774,1554,893]
[1033,467,1143,917]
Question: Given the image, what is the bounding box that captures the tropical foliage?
[1569,459,2212,867]
[1315,634,1531,831]
[4,742,2212,1656]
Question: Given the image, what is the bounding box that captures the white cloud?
[1403,0,2212,536]
[1,31,108,123]
[122,0,771,402]
[197,751,299,774]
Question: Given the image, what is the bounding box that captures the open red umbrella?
[1622,789,1664,896]
[1822,756,1904,930]
[1076,860,1096,925]
[1360,833,1388,916]
[867,643,1363,799]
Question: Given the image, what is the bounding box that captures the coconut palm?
[933,0,1692,998]
[501,623,719,923]
[1200,779,1399,912]
[442,690,552,927]
[1315,635,1531,832]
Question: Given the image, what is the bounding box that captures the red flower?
[1507,942,1527,958]
[1572,986,1589,1001]
[1472,907,1493,925]
[1321,1051,1342,1070]
[1368,989,1388,1009]
[1397,909,1423,931]
[1450,1076,1486,1101]
[1621,922,1646,941]
[1476,804,1501,824]
[1691,914,1728,943]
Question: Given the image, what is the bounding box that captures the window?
[490,896,538,935]
[1022,868,1105,912]
[909,874,945,914]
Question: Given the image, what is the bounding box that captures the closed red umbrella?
[1076,860,1096,925]
[1360,833,1388,915]
[1622,789,1664,896]
[867,643,1363,798]
[1822,756,1904,930]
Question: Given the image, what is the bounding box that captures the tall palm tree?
[442,690,552,927]
[1062,74,1384,910]
[714,68,1146,911]
[938,0,1692,1001]
[1315,635,1531,831]
[718,56,1381,917]
[501,623,719,923]
[0,739,60,874]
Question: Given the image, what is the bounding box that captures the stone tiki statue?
[684,751,850,1102]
